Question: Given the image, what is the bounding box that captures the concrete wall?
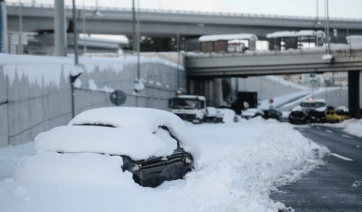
[0,56,184,148]
[236,76,308,101]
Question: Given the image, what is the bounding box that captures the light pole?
[82,0,87,54]
[325,0,330,54]
[18,0,23,54]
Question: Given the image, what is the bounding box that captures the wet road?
[272,125,362,212]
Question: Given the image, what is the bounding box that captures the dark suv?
[288,111,306,124]
[306,110,326,123]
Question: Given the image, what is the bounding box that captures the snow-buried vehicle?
[22,107,201,188]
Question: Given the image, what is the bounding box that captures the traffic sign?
[110,90,127,106]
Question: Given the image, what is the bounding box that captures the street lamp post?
[82,0,87,54]
[18,0,23,54]
[325,0,330,54]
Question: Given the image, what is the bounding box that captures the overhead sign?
[110,90,127,106]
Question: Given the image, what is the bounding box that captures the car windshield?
[172,98,199,109]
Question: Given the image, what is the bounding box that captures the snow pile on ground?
[168,119,328,212]
[0,119,328,212]
[342,119,362,137]
[217,108,237,124]
[68,107,201,161]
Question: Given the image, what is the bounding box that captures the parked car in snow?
[241,108,264,120]
[288,111,307,124]
[14,108,201,188]
[217,108,239,123]
[205,107,224,123]
[306,110,326,123]
[325,110,350,123]
[266,109,282,120]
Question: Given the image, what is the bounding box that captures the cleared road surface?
[272,125,362,212]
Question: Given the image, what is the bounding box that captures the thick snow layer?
[35,126,177,160]
[68,107,201,161]
[216,108,237,124]
[322,54,333,60]
[13,151,135,186]
[199,34,258,42]
[1,120,328,212]
[266,30,324,38]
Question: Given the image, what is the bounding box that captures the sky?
[8,0,362,19]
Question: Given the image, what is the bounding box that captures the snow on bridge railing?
[6,1,362,22]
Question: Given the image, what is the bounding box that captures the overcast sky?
[9,0,362,19]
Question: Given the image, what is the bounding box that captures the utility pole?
[72,0,78,66]
[132,0,136,52]
[82,0,87,54]
[325,0,330,54]
[18,0,23,54]
[177,30,180,92]
[54,0,67,56]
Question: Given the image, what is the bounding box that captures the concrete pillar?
[54,0,67,56]
[213,78,223,107]
[348,71,360,118]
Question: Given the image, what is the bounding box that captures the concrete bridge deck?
[185,47,362,77]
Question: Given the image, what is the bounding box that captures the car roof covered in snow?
[36,107,201,161]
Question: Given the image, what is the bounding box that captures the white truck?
[168,95,207,124]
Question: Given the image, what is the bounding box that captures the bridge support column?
[348,71,360,118]
[54,0,67,56]
[187,78,224,107]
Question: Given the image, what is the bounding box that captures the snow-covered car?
[14,107,201,188]
[205,107,223,123]
[241,108,264,120]
[216,108,239,123]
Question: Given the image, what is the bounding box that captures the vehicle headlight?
[290,116,293,118]
[132,164,141,171]
[184,156,193,165]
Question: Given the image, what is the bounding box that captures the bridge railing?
[6,1,362,22]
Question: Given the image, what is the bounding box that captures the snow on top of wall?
[0,53,183,88]
[0,54,83,88]
[259,90,311,110]
[68,107,201,161]
[199,33,258,42]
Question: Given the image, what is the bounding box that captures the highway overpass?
[6,2,362,39]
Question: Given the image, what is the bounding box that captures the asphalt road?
[271,125,362,212]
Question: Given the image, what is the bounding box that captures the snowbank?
[169,120,328,211]
[342,119,362,137]
[68,107,201,161]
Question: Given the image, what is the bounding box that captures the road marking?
[331,153,353,161]
[342,135,353,138]
[299,129,305,131]
[326,130,333,133]
[317,127,321,129]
